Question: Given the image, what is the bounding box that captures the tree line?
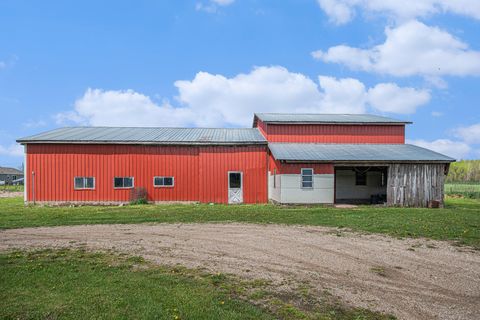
[446,160,480,183]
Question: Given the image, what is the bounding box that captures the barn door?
[228,171,243,204]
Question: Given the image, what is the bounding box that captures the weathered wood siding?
[387,164,446,207]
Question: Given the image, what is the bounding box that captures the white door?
[228,171,243,204]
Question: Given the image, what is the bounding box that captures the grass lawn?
[445,183,480,199]
[1,196,479,248]
[0,184,24,192]
[0,249,393,320]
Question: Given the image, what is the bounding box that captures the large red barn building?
[17,113,454,207]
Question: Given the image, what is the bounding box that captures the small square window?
[154,176,174,187]
[301,168,314,189]
[114,177,134,189]
[74,177,95,190]
[75,177,84,189]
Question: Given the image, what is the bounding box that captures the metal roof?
[254,113,411,124]
[0,167,24,175]
[269,143,455,163]
[17,127,267,145]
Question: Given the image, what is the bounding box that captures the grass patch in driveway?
[0,249,393,320]
[1,196,479,248]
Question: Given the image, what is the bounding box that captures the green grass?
[0,249,393,320]
[0,184,24,192]
[445,183,480,199]
[1,196,480,248]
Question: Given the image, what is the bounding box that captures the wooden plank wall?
[387,163,446,207]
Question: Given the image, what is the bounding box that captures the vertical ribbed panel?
[264,124,405,143]
[269,155,334,175]
[26,144,267,204]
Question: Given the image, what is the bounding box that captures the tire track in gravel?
[1,223,479,320]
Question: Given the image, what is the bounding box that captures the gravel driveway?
[1,223,479,320]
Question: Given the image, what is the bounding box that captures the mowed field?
[1,196,479,248]
[445,183,480,199]
[1,195,479,320]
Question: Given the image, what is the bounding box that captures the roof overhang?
[17,140,268,146]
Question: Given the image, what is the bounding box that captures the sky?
[1,0,480,167]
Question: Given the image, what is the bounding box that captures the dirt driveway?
[1,223,479,320]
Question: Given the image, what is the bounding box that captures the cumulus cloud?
[313,20,480,77]
[367,83,430,114]
[0,144,23,157]
[454,123,480,144]
[56,67,429,128]
[56,89,193,127]
[407,139,471,160]
[312,21,480,78]
[316,0,480,24]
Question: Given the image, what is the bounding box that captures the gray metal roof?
[269,143,455,163]
[0,167,23,175]
[254,113,410,124]
[17,127,267,145]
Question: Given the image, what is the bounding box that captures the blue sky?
[1,0,480,167]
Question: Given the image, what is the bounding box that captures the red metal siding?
[26,144,267,204]
[260,124,405,144]
[199,146,268,204]
[268,155,334,175]
[256,119,268,140]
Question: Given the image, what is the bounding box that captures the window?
[301,168,313,188]
[74,177,95,190]
[229,172,242,189]
[154,176,174,187]
[114,177,134,189]
[355,172,367,186]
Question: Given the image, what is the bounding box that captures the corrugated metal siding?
[269,155,333,175]
[199,146,267,204]
[256,119,268,140]
[265,124,405,143]
[26,144,267,204]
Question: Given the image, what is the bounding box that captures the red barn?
[17,113,455,207]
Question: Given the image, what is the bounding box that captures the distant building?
[17,113,454,207]
[0,167,24,185]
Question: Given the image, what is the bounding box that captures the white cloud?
[0,61,6,69]
[316,0,355,25]
[317,76,367,113]
[316,0,480,24]
[313,20,480,77]
[56,67,428,128]
[431,111,443,117]
[367,83,430,114]
[407,139,471,160]
[454,123,480,144]
[0,144,23,158]
[196,0,234,13]
[56,89,193,127]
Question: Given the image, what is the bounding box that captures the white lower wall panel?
[268,174,334,204]
[268,172,281,202]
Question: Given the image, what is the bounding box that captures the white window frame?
[153,176,175,188]
[301,168,314,189]
[74,177,95,190]
[113,177,134,189]
[228,171,243,190]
